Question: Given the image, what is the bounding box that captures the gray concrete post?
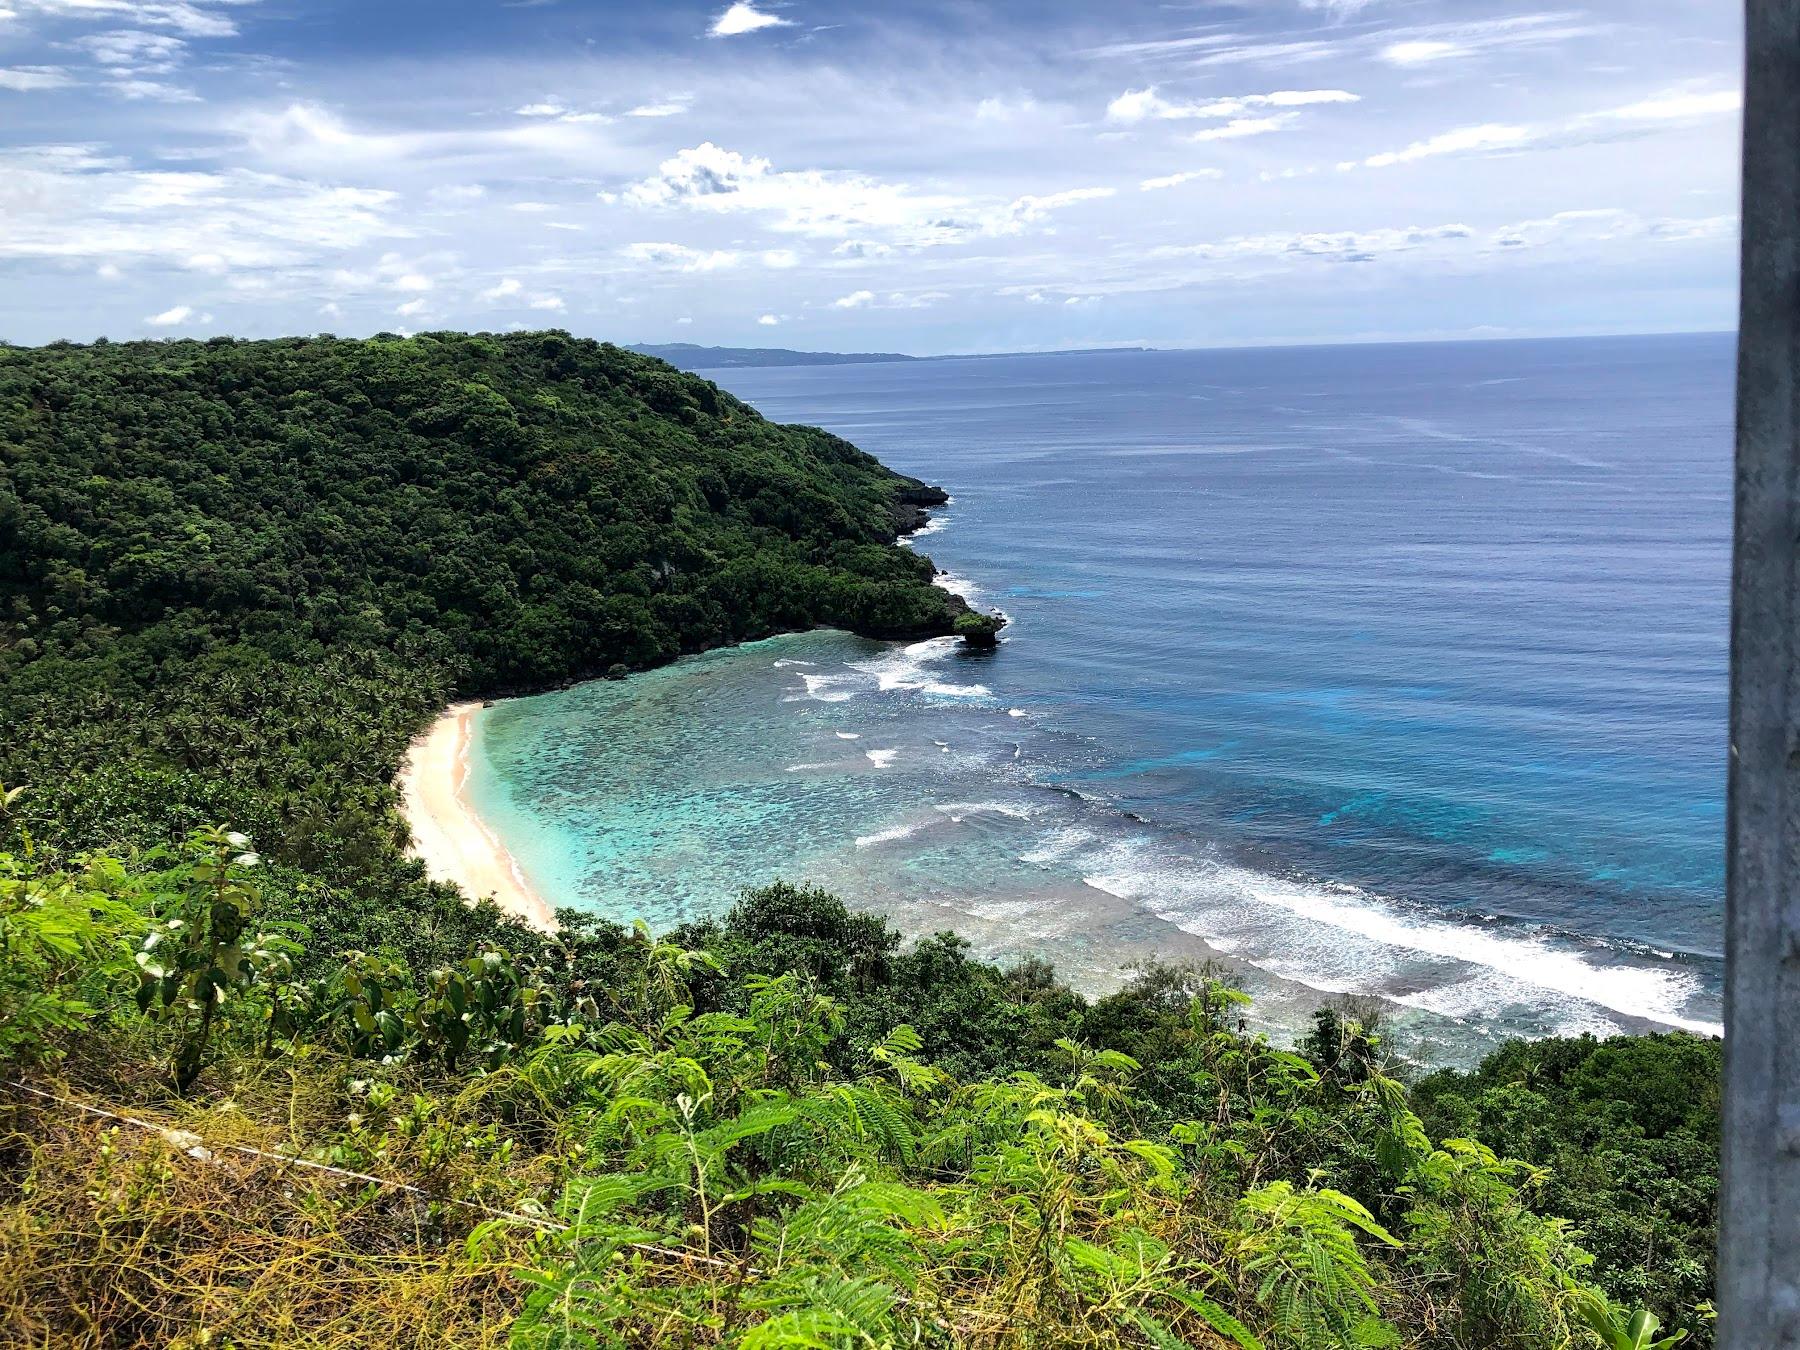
[1720,4,1800,1345]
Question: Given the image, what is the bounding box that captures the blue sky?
[0,0,1741,352]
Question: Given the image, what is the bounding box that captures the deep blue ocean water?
[470,334,1732,1063]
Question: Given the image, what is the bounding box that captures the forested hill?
[0,330,995,863]
[2,331,989,686]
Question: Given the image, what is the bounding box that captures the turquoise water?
[468,334,1732,1063]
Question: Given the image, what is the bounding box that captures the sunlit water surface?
[468,334,1732,1064]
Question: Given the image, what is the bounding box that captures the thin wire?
[2,1080,922,1295]
[6,1078,1169,1342]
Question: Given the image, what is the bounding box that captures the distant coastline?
[398,701,558,933]
[630,341,1155,372]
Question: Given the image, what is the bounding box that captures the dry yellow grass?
[0,1082,540,1350]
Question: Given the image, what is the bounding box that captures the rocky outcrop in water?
[891,480,952,535]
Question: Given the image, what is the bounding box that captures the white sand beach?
[398,701,558,933]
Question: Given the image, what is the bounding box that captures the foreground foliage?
[0,831,1715,1349]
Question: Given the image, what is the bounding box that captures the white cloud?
[828,289,949,311]
[481,277,522,300]
[76,28,187,69]
[17,0,245,37]
[623,240,740,271]
[145,303,191,324]
[1089,31,1338,66]
[1488,208,1735,251]
[0,65,73,90]
[756,313,779,325]
[999,186,1115,230]
[974,95,1037,121]
[112,77,198,100]
[1140,210,1734,278]
[390,272,431,292]
[627,98,689,118]
[1375,15,1608,67]
[621,142,766,207]
[710,1,788,37]
[1140,169,1224,190]
[1602,90,1741,122]
[1380,40,1460,67]
[1107,86,1357,123]
[395,297,427,316]
[509,201,556,212]
[1107,13,1604,71]
[243,102,607,176]
[0,151,406,268]
[623,142,977,247]
[628,146,1132,250]
[831,240,890,260]
[761,248,798,268]
[1355,89,1739,171]
[1363,123,1534,167]
[1192,114,1298,142]
[528,294,565,311]
[513,100,609,125]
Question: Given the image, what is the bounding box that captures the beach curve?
[398,701,558,933]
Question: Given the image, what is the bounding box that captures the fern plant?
[1229,1181,1399,1349]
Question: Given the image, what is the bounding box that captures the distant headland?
[628,341,1156,372]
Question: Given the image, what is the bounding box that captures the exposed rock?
[953,607,1005,648]
[891,480,951,536]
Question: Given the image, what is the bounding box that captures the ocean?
[466,333,1733,1065]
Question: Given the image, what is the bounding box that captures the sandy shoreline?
[398,701,558,933]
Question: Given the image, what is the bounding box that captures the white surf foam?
[800,673,858,703]
[850,637,991,699]
[1228,870,1718,1035]
[834,731,861,740]
[936,800,1037,821]
[932,571,983,604]
[1082,840,1720,1037]
[1018,826,1102,866]
[855,822,926,848]
[773,659,816,668]
[865,749,898,769]
[1389,970,1624,1040]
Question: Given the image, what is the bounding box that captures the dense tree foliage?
[0,332,1714,1348]
[1412,1033,1721,1329]
[0,835,1707,1349]
[2,331,979,684]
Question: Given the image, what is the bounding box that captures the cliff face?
[890,480,951,535]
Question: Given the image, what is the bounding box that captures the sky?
[0,0,1742,353]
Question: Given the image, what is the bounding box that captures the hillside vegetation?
[0,333,1714,1349]
[0,332,994,874]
